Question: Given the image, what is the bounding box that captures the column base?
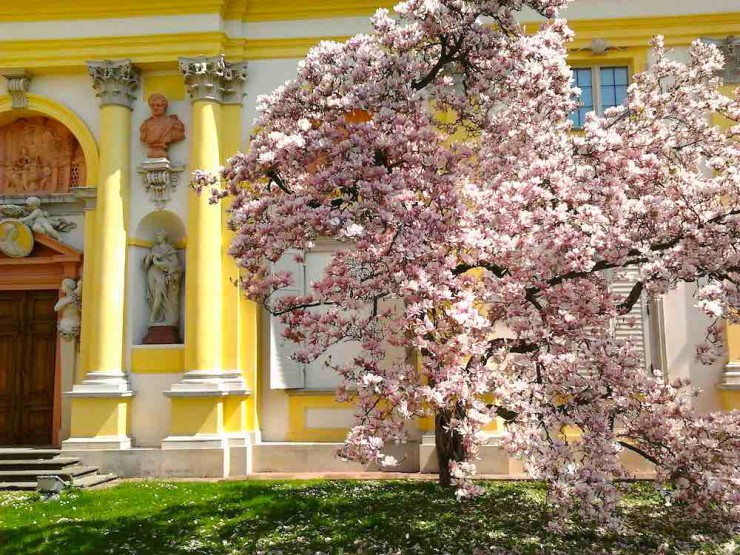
[164,370,249,397]
[62,436,132,450]
[719,363,740,411]
[65,370,133,397]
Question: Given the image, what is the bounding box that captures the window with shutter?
[269,243,364,390]
[609,267,652,371]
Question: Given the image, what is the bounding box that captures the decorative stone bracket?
[138,158,184,210]
[2,71,30,109]
[701,36,740,84]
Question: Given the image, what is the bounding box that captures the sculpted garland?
[195,0,740,529]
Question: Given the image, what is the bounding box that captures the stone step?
[72,473,117,489]
[0,465,98,483]
[0,473,118,491]
[0,457,80,470]
[0,481,37,491]
[0,449,61,460]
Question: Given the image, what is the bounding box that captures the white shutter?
[269,250,306,389]
[610,267,651,371]
[303,249,365,389]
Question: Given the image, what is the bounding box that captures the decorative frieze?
[179,56,248,104]
[3,71,30,109]
[87,59,140,109]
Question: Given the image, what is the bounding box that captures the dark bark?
[435,404,466,487]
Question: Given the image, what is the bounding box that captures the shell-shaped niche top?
[0,115,86,195]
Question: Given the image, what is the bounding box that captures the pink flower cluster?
[198,0,740,528]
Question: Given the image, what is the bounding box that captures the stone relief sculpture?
[54,278,82,341]
[138,94,185,209]
[0,197,76,242]
[140,94,185,159]
[0,219,34,258]
[0,116,86,194]
[142,229,183,344]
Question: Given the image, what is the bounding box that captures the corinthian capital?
[87,60,140,109]
[223,61,248,105]
[179,55,229,103]
[179,56,247,105]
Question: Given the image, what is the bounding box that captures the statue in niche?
[54,278,82,341]
[142,229,183,344]
[139,94,186,159]
[0,116,84,194]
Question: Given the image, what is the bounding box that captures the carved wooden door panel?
[0,292,22,445]
[0,291,56,445]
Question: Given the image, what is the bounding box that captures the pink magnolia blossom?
[196,0,740,528]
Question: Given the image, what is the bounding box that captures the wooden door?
[0,291,57,446]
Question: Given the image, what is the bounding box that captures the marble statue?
[0,198,76,240]
[139,94,186,159]
[0,220,33,258]
[54,278,82,341]
[19,196,61,240]
[143,229,182,327]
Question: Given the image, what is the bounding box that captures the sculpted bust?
[139,94,186,159]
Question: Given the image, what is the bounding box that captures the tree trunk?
[435,405,466,487]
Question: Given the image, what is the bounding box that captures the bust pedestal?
[142,325,180,345]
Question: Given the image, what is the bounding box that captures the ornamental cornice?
[87,59,140,109]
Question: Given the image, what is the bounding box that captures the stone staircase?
[0,448,116,491]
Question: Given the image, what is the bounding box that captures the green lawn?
[0,480,737,554]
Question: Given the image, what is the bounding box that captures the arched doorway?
[0,95,94,446]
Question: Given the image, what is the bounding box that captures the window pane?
[576,68,592,87]
[570,68,594,127]
[615,85,627,105]
[600,66,629,112]
[614,67,628,86]
[601,68,614,86]
[601,87,615,108]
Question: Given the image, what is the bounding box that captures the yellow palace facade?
[0,0,738,478]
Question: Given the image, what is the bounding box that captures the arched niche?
[129,210,187,345]
[0,94,99,191]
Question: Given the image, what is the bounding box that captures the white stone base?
[64,439,656,479]
[62,435,132,450]
[64,448,229,478]
[161,434,228,450]
[251,442,420,473]
[418,434,511,474]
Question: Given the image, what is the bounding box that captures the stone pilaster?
[162,56,249,457]
[63,60,138,451]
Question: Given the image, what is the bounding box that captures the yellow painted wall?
[70,399,129,437]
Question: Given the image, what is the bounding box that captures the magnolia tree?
[196,0,740,529]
